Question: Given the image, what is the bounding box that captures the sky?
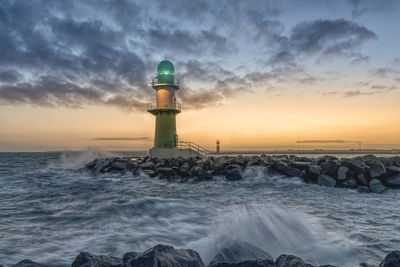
[0,0,399,152]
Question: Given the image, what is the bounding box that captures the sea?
[0,151,399,266]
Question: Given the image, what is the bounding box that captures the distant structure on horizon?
[147,60,207,158]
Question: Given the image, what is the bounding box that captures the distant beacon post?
[148,60,203,158]
[216,140,220,154]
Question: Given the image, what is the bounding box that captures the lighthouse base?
[149,147,199,159]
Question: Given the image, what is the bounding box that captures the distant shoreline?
[0,149,399,155]
[211,149,400,155]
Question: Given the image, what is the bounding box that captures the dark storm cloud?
[288,19,377,58]
[0,70,22,83]
[147,29,236,56]
[0,0,387,111]
[0,0,242,110]
[349,0,400,17]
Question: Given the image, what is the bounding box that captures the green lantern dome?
[157,60,175,84]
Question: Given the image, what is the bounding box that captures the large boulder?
[369,179,386,193]
[386,166,400,177]
[304,165,321,182]
[356,174,369,186]
[342,159,368,175]
[72,252,122,267]
[274,162,303,177]
[156,167,176,178]
[209,259,275,267]
[317,174,336,187]
[288,161,311,171]
[368,162,387,179]
[320,160,339,177]
[123,244,204,267]
[225,168,242,181]
[379,250,400,267]
[140,161,154,170]
[179,162,191,176]
[11,259,51,267]
[109,161,128,172]
[209,241,273,265]
[337,166,349,181]
[384,175,400,188]
[358,154,380,165]
[275,254,315,267]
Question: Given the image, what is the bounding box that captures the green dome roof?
[157,60,175,84]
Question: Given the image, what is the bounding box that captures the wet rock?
[156,167,176,178]
[226,168,242,181]
[124,244,204,267]
[142,169,156,178]
[359,154,380,165]
[109,161,128,171]
[369,179,386,193]
[342,159,368,175]
[384,175,400,188]
[368,162,387,179]
[304,165,321,182]
[379,250,400,267]
[357,186,370,193]
[320,160,339,177]
[317,174,336,187]
[209,241,273,265]
[317,155,338,164]
[226,164,243,171]
[71,252,122,267]
[343,178,357,189]
[386,166,400,176]
[189,166,205,178]
[356,174,369,186]
[122,252,139,266]
[337,166,349,180]
[11,259,51,267]
[288,161,311,170]
[275,254,315,267]
[209,259,275,267]
[275,162,303,177]
[179,161,191,176]
[140,161,154,170]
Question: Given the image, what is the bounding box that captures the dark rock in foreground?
[124,244,204,267]
[82,154,400,193]
[11,259,50,267]
[379,250,400,267]
[275,254,315,267]
[209,241,273,265]
[8,245,400,267]
[210,259,275,267]
[72,252,122,267]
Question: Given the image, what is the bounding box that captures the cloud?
[0,70,22,83]
[288,19,377,59]
[349,0,400,17]
[93,137,151,141]
[297,139,358,143]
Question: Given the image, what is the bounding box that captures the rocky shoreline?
[4,242,400,267]
[83,154,400,193]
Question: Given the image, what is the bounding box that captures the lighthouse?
[147,60,207,158]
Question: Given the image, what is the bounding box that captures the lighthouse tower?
[147,60,208,158]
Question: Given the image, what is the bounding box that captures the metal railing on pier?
[175,140,209,158]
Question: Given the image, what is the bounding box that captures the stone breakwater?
[4,242,400,267]
[83,154,400,193]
